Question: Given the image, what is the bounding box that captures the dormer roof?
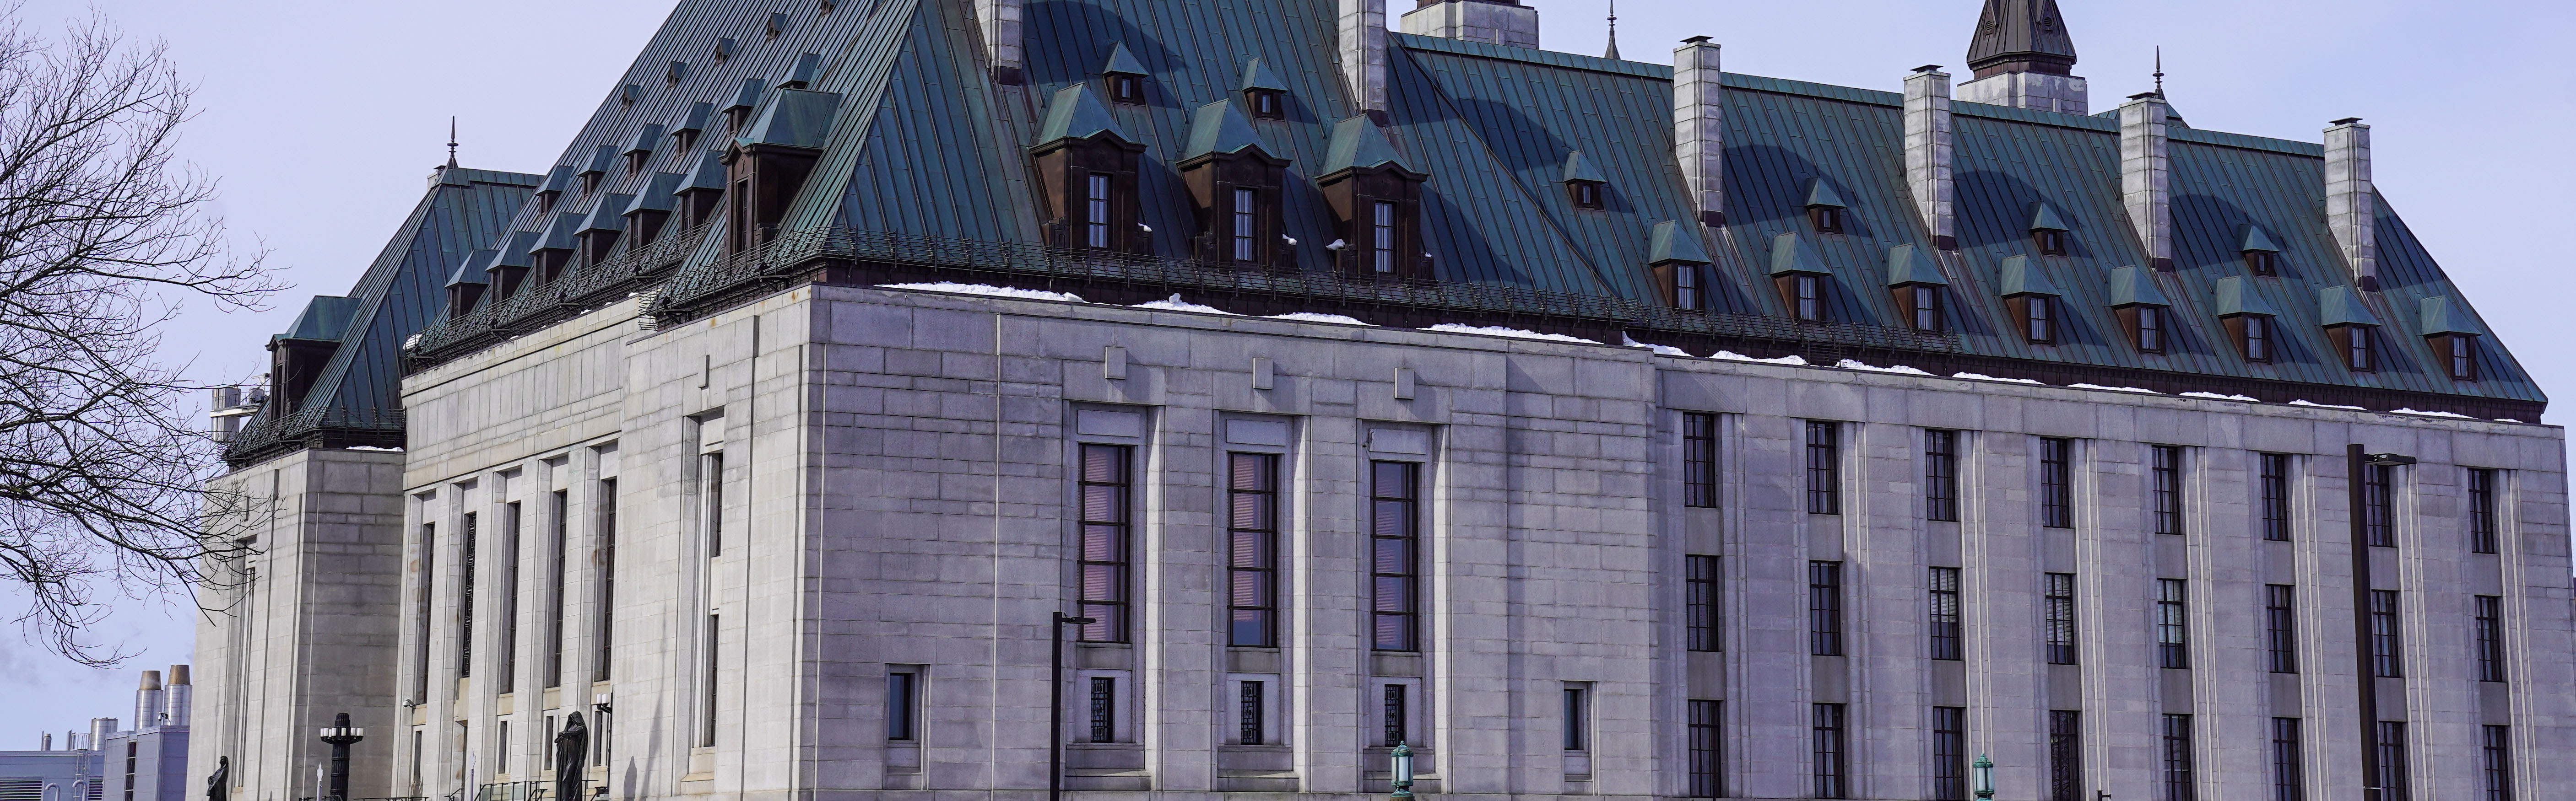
[1649,220,1711,265]
[1803,178,1848,209]
[446,249,496,288]
[1321,116,1422,179]
[2238,224,2283,253]
[2318,286,2382,328]
[2213,276,2281,317]
[737,89,844,151]
[277,296,360,343]
[1768,231,1830,276]
[624,173,686,214]
[1239,58,1289,93]
[780,52,824,89]
[723,78,768,113]
[2028,202,2070,232]
[1100,42,1148,77]
[1998,255,2060,297]
[679,149,728,193]
[2106,265,2170,307]
[1034,84,1137,149]
[2421,296,2484,336]
[1562,150,1608,185]
[580,195,634,234]
[1180,100,1283,164]
[1884,244,1949,287]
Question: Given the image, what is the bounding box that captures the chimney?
[1340,0,1390,122]
[135,670,165,731]
[2119,93,2173,271]
[1956,0,2088,114]
[40,732,51,751]
[1904,66,1957,249]
[1674,37,1725,227]
[975,0,1025,84]
[164,665,192,728]
[92,718,118,745]
[2325,118,2378,290]
[1400,0,1539,50]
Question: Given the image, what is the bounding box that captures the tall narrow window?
[1805,422,1840,515]
[121,741,135,801]
[1086,174,1113,249]
[1686,555,1721,652]
[2269,718,2303,801]
[2481,726,2513,801]
[1088,677,1116,743]
[1561,686,1589,751]
[414,522,435,702]
[1794,274,1824,322]
[1683,413,1719,508]
[1925,430,1960,522]
[1228,452,1280,647]
[500,502,522,694]
[886,672,917,741]
[2246,249,2278,275]
[594,478,617,682]
[2345,327,2376,371]
[2243,315,2273,362]
[2469,469,2499,554]
[2035,228,2067,256]
[2376,721,2410,801]
[1371,461,1422,651]
[1928,567,1962,661]
[2048,711,2083,801]
[1675,266,1704,311]
[1808,561,1844,656]
[1079,444,1133,642]
[2044,573,2078,665]
[2364,463,2395,548]
[459,512,478,678]
[2152,446,2184,535]
[2369,590,2403,677]
[2039,438,2073,528]
[2265,585,2298,673]
[2026,295,2057,343]
[701,614,719,747]
[2160,714,2196,801]
[1933,707,1968,801]
[546,490,568,688]
[500,720,515,775]
[1232,188,1259,263]
[1909,285,1943,331]
[703,453,725,556]
[1811,704,1847,799]
[2475,595,2506,682]
[1687,700,1722,798]
[411,729,423,790]
[2137,305,2166,352]
[1238,682,1264,745]
[2260,454,2292,542]
[1382,684,1408,747]
[2157,578,2190,669]
[2446,335,2479,381]
[1371,201,1397,274]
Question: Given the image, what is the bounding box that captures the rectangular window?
[594,478,617,682]
[1686,555,1721,652]
[2157,578,2190,669]
[2048,711,2083,801]
[2270,718,2303,801]
[1795,274,1824,321]
[2376,721,2410,801]
[121,742,135,801]
[1382,684,1408,747]
[2152,446,2185,535]
[1088,677,1116,743]
[1239,681,1264,746]
[1811,703,1846,799]
[1911,285,1942,331]
[886,672,916,741]
[1683,413,1719,508]
[2138,305,2165,352]
[2476,595,2506,682]
[2260,454,2292,541]
[2243,315,2273,361]
[1687,700,1722,798]
[1228,452,1280,648]
[1086,173,1112,249]
[411,729,423,790]
[2027,295,2056,342]
[1232,187,1259,262]
[2469,468,2499,554]
[500,501,522,694]
[2482,725,2513,801]
[1079,444,1133,643]
[1806,421,1840,515]
[1372,201,1397,273]
[2040,438,2073,528]
[2449,335,2479,381]
[1925,429,1960,522]
[414,521,435,702]
[1928,567,1962,661]
[2347,327,2375,371]
[2044,573,2078,665]
[459,511,478,678]
[1933,706,1967,801]
[2364,463,2395,548]
[2161,715,2196,801]
[701,614,719,747]
[1562,686,1589,751]
[1809,561,1844,656]
[1675,265,1703,310]
[546,490,568,688]
[2370,590,2403,677]
[1371,460,1422,651]
[703,453,724,556]
[2265,585,2298,673]
[497,720,509,777]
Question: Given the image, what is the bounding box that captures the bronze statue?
[552,713,589,801]
[205,757,230,801]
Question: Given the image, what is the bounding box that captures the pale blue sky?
[3,0,2567,746]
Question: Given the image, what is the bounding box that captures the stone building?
[196,1,2571,801]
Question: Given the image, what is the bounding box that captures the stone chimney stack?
[135,669,164,731]
[1341,0,1391,121]
[974,0,1025,84]
[164,665,192,728]
[2325,118,2379,290]
[2120,93,2173,271]
[1904,66,1957,249]
[1956,0,2087,114]
[1400,0,1539,50]
[1674,37,1725,227]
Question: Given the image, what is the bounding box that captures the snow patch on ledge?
[1624,335,1693,357]
[2390,408,2476,419]
[1423,323,1602,344]
[1713,350,1809,366]
[2289,399,2367,410]
[880,282,1087,303]
[2071,383,2162,394]
[1951,372,2043,385]
[347,446,406,452]
[1835,359,1932,375]
[1267,312,1375,326]
[2181,392,2260,402]
[1131,294,1240,315]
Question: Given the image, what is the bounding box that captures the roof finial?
[1603,0,1621,60]
[444,117,459,170]
[2153,46,2165,96]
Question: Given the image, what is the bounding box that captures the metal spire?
[445,117,459,169]
[2153,46,2165,96]
[1603,0,1620,60]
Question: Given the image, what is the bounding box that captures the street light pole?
[317,713,364,801]
[1049,612,1095,801]
[1971,754,1993,801]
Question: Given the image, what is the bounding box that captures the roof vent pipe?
[1904,66,1956,249]
[1339,0,1390,123]
[976,0,1024,84]
[2119,92,2173,271]
[2325,118,2378,290]
[1674,37,1724,227]
[1400,0,1538,50]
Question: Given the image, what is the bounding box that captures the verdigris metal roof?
[1886,244,1949,287]
[1180,100,1276,162]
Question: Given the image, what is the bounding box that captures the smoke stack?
[2325,118,2378,290]
[1674,37,1725,227]
[974,0,1024,84]
[164,665,192,727]
[40,732,51,751]
[1400,0,1539,50]
[2119,92,2173,271]
[1904,66,1957,249]
[1340,0,1390,122]
[92,718,118,745]
[136,670,165,731]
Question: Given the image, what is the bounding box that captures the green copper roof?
[579,144,617,176]
[531,212,583,253]
[624,173,684,214]
[2421,296,2485,336]
[738,88,844,150]
[1101,42,1147,76]
[278,296,359,342]
[1649,220,1711,265]
[1035,83,1135,147]
[1322,115,1419,177]
[536,164,574,194]
[2028,202,2069,231]
[580,194,633,234]
[446,249,495,289]
[2106,265,2170,307]
[672,101,714,138]
[1562,150,1608,185]
[679,149,727,193]
[1239,58,1288,92]
[723,77,767,113]
[2238,224,2282,253]
[1768,231,1830,276]
[2214,276,2281,317]
[782,52,824,88]
[1885,244,1949,287]
[1997,255,2061,297]
[1803,177,1848,209]
[1181,99,1277,162]
[625,124,665,157]
[2318,285,2383,328]
[490,230,538,269]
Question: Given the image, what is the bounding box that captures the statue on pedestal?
[552,713,589,801]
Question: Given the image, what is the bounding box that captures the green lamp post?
[1973,754,1995,801]
[1390,742,1416,799]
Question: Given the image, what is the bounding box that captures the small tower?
[1956,0,2088,114]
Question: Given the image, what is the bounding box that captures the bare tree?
[0,8,273,665]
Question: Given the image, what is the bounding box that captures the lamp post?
[1972,754,1993,801]
[1389,742,1415,799]
[2350,446,2414,801]
[317,713,364,801]
[1048,612,1096,801]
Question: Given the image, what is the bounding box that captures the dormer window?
[578,145,615,194]
[1998,255,2062,345]
[2019,295,2057,343]
[1904,285,1942,331]
[2026,202,2072,256]
[1791,274,1824,321]
[2132,306,2166,352]
[1562,151,1608,210]
[2035,229,2067,256]
[2434,334,2479,381]
[1102,43,1149,105]
[1110,75,1144,104]
[1769,231,1832,323]
[2331,325,2376,371]
[623,124,664,175]
[1370,201,1399,272]
[1803,178,1849,235]
[2237,315,2274,362]
[2108,265,2173,354]
[1249,89,1284,119]
[2240,225,2284,277]
[1178,99,1288,268]
[724,79,768,134]
[1650,221,1713,312]
[1087,173,1115,249]
[1884,244,1949,333]
[2318,286,2383,372]
[1316,115,1428,280]
[1571,181,1602,210]
[1675,266,1705,311]
[2214,276,2282,363]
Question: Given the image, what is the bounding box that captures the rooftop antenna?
[2153,46,2165,96]
[444,117,459,170]
[1603,0,1620,60]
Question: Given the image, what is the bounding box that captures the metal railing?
[473,780,585,801]
[219,404,407,466]
[406,223,711,364]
